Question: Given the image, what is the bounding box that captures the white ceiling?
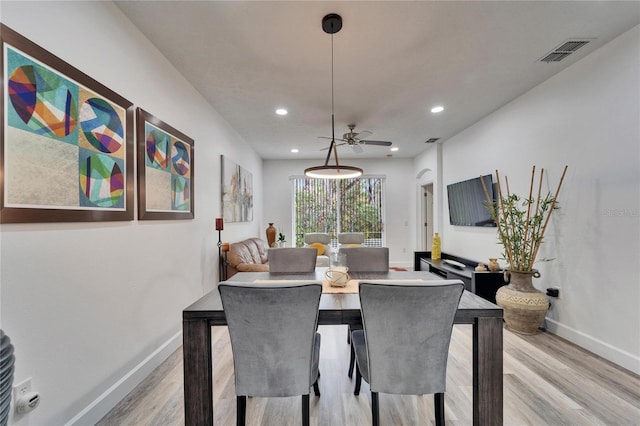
[115,1,639,160]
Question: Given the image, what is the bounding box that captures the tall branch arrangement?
[481,165,568,272]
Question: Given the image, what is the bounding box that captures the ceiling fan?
[319,124,393,153]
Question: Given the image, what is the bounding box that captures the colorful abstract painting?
[137,109,194,220]
[1,24,133,223]
[221,155,253,222]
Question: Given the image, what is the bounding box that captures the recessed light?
[390,147,399,152]
[291,148,299,153]
[431,106,444,113]
[276,108,288,116]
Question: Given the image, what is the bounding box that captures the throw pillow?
[309,242,325,256]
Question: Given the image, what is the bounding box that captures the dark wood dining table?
[183,269,503,425]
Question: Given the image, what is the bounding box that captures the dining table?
[183,269,504,425]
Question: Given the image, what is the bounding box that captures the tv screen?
[447,175,496,227]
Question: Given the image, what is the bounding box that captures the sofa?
[226,237,270,278]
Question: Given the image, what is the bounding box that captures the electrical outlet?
[13,378,31,402]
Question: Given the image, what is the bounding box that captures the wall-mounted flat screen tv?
[447,175,496,227]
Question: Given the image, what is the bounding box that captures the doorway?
[422,183,434,250]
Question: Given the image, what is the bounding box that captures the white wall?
[263,158,415,266]
[429,26,640,374]
[1,2,262,424]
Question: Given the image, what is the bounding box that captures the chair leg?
[236,395,246,426]
[348,342,356,378]
[313,379,321,396]
[434,392,445,426]
[302,394,310,426]
[354,363,362,395]
[371,391,379,426]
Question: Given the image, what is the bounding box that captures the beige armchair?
[303,233,332,267]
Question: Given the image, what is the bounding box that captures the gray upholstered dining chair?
[351,280,464,426]
[342,247,390,377]
[218,282,322,426]
[268,247,318,273]
[342,247,389,272]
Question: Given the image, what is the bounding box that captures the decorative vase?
[266,223,276,247]
[475,263,487,272]
[495,270,549,335]
[431,232,441,260]
[488,258,500,272]
[0,330,15,423]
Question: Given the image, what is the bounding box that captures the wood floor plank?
[99,324,640,425]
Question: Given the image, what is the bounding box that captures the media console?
[413,251,504,303]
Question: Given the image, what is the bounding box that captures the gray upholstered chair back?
[338,232,365,245]
[358,280,464,395]
[268,247,317,273]
[342,247,389,272]
[218,282,322,397]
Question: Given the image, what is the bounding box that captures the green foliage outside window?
[293,177,384,247]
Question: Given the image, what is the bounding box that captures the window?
[292,176,385,248]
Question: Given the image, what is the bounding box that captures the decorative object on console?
[266,223,276,247]
[303,14,363,180]
[1,24,134,224]
[137,108,194,220]
[431,232,441,260]
[475,263,487,272]
[215,217,225,281]
[482,165,568,335]
[488,258,500,272]
[277,232,286,248]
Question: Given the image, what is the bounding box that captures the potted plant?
[277,232,286,248]
[481,165,568,334]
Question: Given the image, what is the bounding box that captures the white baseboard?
[545,318,640,375]
[65,330,182,426]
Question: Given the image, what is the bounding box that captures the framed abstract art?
[137,108,194,220]
[1,24,134,223]
[221,155,253,223]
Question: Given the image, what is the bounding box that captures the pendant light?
[304,14,363,180]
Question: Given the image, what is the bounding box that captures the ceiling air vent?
[540,39,592,63]
[425,138,440,144]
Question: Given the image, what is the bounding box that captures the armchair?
[303,233,332,267]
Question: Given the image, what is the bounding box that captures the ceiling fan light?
[304,165,363,179]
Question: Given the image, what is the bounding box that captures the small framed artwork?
[1,24,134,223]
[221,155,253,222]
[137,108,194,220]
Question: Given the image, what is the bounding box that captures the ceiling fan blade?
[321,142,346,151]
[361,140,393,146]
[318,136,347,142]
[351,144,364,154]
[355,130,373,140]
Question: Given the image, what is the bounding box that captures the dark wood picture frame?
[1,24,134,223]
[136,108,194,220]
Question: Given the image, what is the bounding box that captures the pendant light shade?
[304,14,363,180]
[304,164,363,179]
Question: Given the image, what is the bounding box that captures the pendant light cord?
[324,31,338,167]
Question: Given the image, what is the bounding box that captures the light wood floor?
[98,325,640,425]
